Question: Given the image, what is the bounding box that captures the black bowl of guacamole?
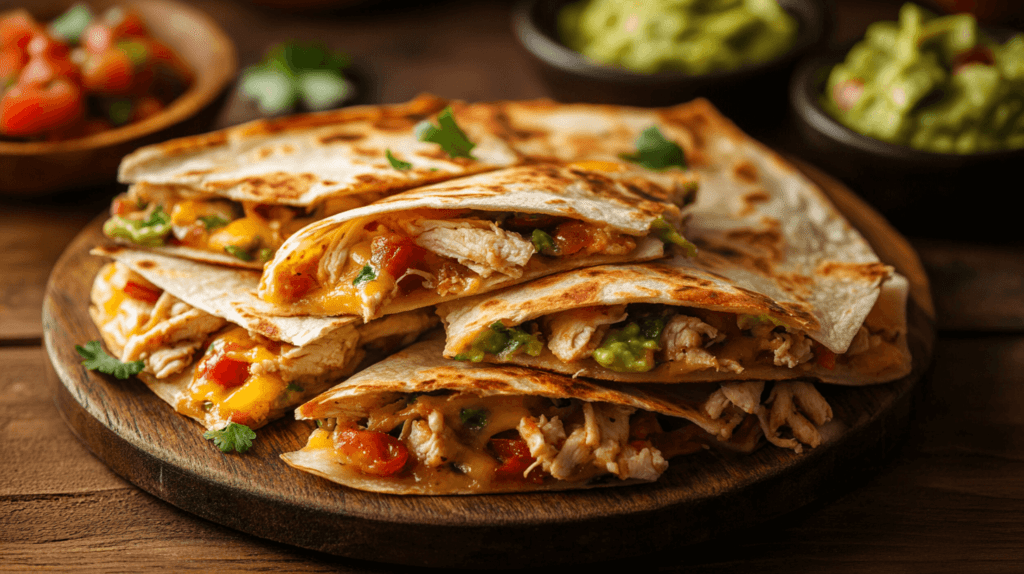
[512,0,828,132]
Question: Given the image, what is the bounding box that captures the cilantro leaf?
[203,423,257,454]
[386,149,412,171]
[460,408,488,431]
[75,340,144,379]
[620,126,687,170]
[650,217,697,257]
[353,264,376,286]
[224,245,254,261]
[531,229,558,255]
[286,382,304,393]
[415,107,476,159]
[241,41,352,115]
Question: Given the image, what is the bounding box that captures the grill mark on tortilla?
[739,190,771,216]
[733,161,758,184]
[318,131,367,144]
[152,132,229,157]
[353,146,384,157]
[725,227,784,262]
[137,259,155,269]
[815,261,891,283]
[180,169,216,177]
[205,172,319,200]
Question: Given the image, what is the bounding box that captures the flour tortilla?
[258,162,696,320]
[281,338,753,495]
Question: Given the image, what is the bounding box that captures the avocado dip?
[558,0,799,75]
[823,2,1024,154]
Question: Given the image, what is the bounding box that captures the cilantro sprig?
[386,149,412,171]
[621,126,687,170]
[204,423,257,454]
[241,41,353,115]
[415,107,476,159]
[75,340,144,379]
[353,264,376,286]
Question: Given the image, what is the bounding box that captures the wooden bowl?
[0,0,237,196]
[512,0,828,129]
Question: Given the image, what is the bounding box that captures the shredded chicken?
[755,381,833,453]
[435,261,482,297]
[543,305,627,362]
[410,219,534,279]
[518,402,667,482]
[121,293,227,379]
[406,409,458,467]
[720,381,765,414]
[250,323,361,385]
[759,331,814,368]
[660,314,739,373]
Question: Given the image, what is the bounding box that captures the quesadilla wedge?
[257,161,698,321]
[88,246,436,431]
[103,95,526,268]
[282,339,836,494]
[437,259,910,386]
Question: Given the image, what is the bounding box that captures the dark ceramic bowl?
[789,46,1023,233]
[512,0,828,127]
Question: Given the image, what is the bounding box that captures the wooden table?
[4,0,1024,571]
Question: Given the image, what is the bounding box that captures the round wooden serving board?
[44,163,935,569]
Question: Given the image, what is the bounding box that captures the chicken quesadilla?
[437,260,910,386]
[102,94,526,268]
[258,161,698,321]
[88,246,436,431]
[281,339,836,494]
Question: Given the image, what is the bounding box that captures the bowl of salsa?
[0,0,236,195]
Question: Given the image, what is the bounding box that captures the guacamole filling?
[559,0,798,74]
[823,2,1024,153]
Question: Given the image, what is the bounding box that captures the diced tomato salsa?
[491,438,544,483]
[334,427,409,477]
[0,4,192,141]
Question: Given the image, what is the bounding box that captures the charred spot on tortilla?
[138,260,156,269]
[733,161,759,184]
[815,261,891,283]
[318,131,367,144]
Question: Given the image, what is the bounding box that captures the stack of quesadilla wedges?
[85,94,911,495]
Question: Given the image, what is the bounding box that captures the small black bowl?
[512,0,828,129]
[789,47,1024,238]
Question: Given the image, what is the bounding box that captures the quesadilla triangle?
[281,338,837,494]
[88,246,437,431]
[257,161,699,322]
[436,260,912,386]
[103,94,526,269]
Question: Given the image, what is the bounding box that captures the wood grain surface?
[41,165,935,568]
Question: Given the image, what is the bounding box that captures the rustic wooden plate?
[43,163,935,568]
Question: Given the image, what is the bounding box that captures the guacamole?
[591,318,666,373]
[455,322,544,362]
[823,3,1024,154]
[559,0,799,75]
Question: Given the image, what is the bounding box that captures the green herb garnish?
[203,423,257,454]
[48,3,92,44]
[460,408,489,431]
[286,383,304,393]
[224,245,254,261]
[737,314,789,331]
[198,215,229,230]
[650,217,697,257]
[620,126,687,170]
[257,247,274,262]
[531,229,558,255]
[415,106,476,159]
[75,340,144,379]
[386,149,412,170]
[353,264,376,286]
[241,41,353,115]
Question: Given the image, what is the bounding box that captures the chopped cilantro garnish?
[531,229,558,255]
[48,3,92,44]
[353,264,376,286]
[415,107,476,159]
[203,423,257,454]
[75,340,143,379]
[737,314,790,331]
[460,408,488,431]
[224,245,254,261]
[241,41,353,115]
[286,383,304,393]
[257,247,274,262]
[650,217,697,257]
[386,149,412,170]
[198,215,229,230]
[620,126,687,170]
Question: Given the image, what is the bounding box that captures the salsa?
[823,2,1024,153]
[0,3,192,141]
[558,0,798,74]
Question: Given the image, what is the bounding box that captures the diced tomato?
[18,54,78,86]
[199,353,250,389]
[371,234,427,279]
[279,260,318,301]
[334,427,409,477]
[25,33,69,60]
[490,438,544,483]
[552,220,593,256]
[832,78,864,112]
[0,10,39,50]
[228,410,253,426]
[814,344,836,370]
[110,196,137,215]
[953,45,995,74]
[82,47,135,95]
[0,45,26,84]
[0,78,84,136]
[106,8,148,39]
[123,280,161,303]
